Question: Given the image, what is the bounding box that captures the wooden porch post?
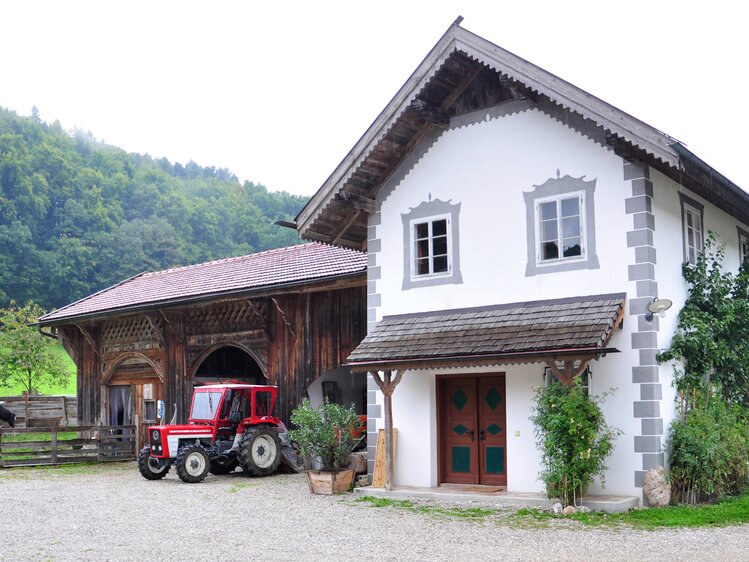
[370,369,403,491]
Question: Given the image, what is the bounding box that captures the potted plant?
[290,399,363,494]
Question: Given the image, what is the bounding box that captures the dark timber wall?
[56,280,367,438]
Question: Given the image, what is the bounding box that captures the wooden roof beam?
[334,191,376,214]
[410,99,450,128]
[331,209,363,246]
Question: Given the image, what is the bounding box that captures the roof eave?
[347,346,620,373]
[296,22,463,239]
[36,270,366,327]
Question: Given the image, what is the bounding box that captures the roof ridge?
[141,242,321,277]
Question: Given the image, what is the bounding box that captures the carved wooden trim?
[187,342,268,380]
[143,312,166,347]
[102,351,165,383]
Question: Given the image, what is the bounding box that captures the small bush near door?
[531,377,621,507]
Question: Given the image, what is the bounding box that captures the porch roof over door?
[347,293,625,372]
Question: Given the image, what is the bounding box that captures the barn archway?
[192,344,266,386]
[104,353,164,452]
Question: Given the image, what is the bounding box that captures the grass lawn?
[355,490,749,529]
[0,343,76,396]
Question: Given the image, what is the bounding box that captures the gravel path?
[1,462,748,561]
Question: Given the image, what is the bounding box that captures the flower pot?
[305,469,355,495]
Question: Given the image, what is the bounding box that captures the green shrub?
[668,400,749,504]
[530,378,621,506]
[289,399,363,471]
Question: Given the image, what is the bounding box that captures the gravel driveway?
[1,462,748,561]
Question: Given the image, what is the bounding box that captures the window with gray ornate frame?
[679,193,703,265]
[401,198,462,290]
[738,226,749,266]
[524,173,599,276]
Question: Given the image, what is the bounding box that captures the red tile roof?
[39,243,366,324]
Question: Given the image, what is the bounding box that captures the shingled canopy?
[347,293,626,380]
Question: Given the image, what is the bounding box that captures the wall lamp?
[645,297,673,321]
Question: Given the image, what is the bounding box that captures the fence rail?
[0,425,136,468]
[0,395,78,428]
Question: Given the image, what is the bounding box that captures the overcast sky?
[2,1,746,196]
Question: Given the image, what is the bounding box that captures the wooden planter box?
[305,469,355,495]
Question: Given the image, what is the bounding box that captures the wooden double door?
[439,375,507,486]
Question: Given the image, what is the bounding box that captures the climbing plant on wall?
[530,377,621,507]
[658,233,749,503]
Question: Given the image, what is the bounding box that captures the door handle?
[479,429,486,441]
[467,430,475,442]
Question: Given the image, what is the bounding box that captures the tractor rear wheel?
[209,457,238,475]
[239,427,281,477]
[175,444,210,483]
[137,446,170,480]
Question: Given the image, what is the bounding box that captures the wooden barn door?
[439,375,507,486]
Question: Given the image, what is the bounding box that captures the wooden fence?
[0,395,78,428]
[0,425,136,468]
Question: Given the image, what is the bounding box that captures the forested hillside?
[0,107,307,310]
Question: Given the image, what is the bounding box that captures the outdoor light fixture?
[645,297,673,321]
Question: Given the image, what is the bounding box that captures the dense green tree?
[0,301,70,394]
[0,107,307,310]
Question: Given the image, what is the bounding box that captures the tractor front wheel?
[175,445,210,483]
[137,446,170,480]
[239,427,281,477]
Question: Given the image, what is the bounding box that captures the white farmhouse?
[296,20,749,502]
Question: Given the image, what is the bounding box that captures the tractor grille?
[150,429,164,454]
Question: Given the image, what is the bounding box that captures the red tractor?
[138,383,302,483]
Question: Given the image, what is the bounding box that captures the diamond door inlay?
[485,386,501,410]
[453,424,469,436]
[486,423,502,436]
[452,387,468,411]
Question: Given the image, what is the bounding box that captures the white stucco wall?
[366,104,749,498]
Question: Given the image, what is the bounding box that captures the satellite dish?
[646,298,673,321]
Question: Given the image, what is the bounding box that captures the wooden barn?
[37,243,367,450]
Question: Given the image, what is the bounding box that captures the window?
[401,198,462,290]
[524,173,599,276]
[536,193,585,263]
[143,400,157,422]
[412,215,450,277]
[679,193,704,265]
[544,365,591,396]
[738,227,749,266]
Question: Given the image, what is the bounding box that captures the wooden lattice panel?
[101,315,161,353]
[185,299,268,336]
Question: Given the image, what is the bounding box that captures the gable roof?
[347,293,625,371]
[297,21,749,249]
[38,242,367,325]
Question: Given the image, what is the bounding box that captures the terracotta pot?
[305,469,355,495]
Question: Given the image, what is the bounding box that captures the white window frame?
[534,191,587,267]
[409,213,453,281]
[682,203,703,265]
[738,227,749,266]
[523,173,599,277]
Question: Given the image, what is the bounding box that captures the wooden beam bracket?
[271,297,296,339]
[75,324,99,358]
